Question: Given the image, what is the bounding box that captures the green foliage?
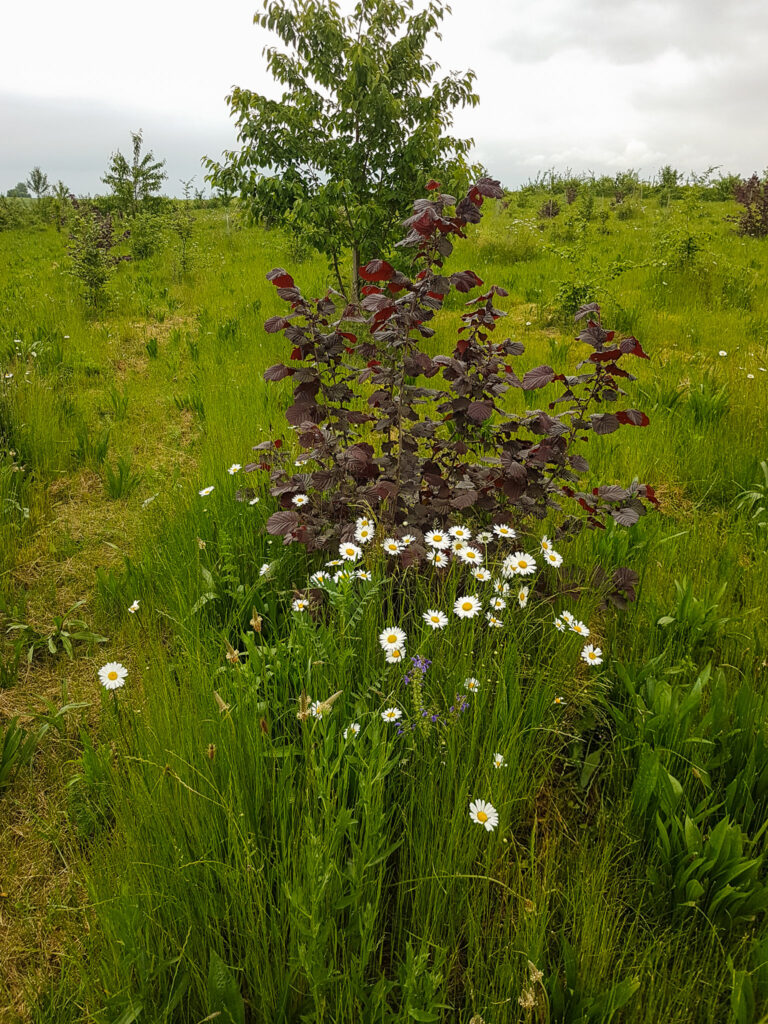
[206,0,478,295]
[66,201,126,307]
[734,459,768,530]
[102,129,167,218]
[6,181,30,198]
[655,578,732,653]
[103,455,143,499]
[687,375,729,426]
[128,210,165,260]
[546,934,640,1022]
[207,952,245,1024]
[0,717,39,794]
[650,814,768,928]
[4,599,108,663]
[73,422,111,467]
[26,166,50,199]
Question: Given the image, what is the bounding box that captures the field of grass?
[1,184,768,1023]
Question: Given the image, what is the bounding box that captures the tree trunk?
[351,245,360,304]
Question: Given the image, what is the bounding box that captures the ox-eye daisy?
[503,552,537,577]
[493,524,516,539]
[452,539,468,554]
[540,535,553,553]
[333,570,354,583]
[292,598,309,612]
[570,620,590,637]
[545,550,563,568]
[581,644,603,666]
[99,662,127,690]
[449,525,472,541]
[469,798,498,832]
[464,677,480,692]
[325,559,344,568]
[423,609,448,629]
[493,579,510,595]
[476,531,493,544]
[339,542,362,561]
[128,600,139,614]
[458,546,483,566]
[486,614,504,628]
[379,627,406,652]
[381,538,402,556]
[355,516,373,529]
[561,610,575,625]
[489,596,506,611]
[355,524,375,544]
[472,568,492,582]
[553,616,566,632]
[517,586,529,608]
[292,493,309,507]
[355,569,372,581]
[310,571,330,586]
[493,753,507,769]
[199,486,214,497]
[344,722,361,739]
[385,648,406,664]
[259,563,271,577]
[425,530,451,550]
[381,707,402,722]
[401,534,416,546]
[454,595,481,619]
[310,701,324,718]
[227,463,241,475]
[427,550,450,567]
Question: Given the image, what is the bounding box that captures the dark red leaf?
[589,349,622,363]
[266,510,300,536]
[426,179,441,191]
[264,316,288,333]
[264,363,295,382]
[620,336,650,359]
[591,413,621,434]
[266,268,294,288]
[616,409,650,426]
[359,260,395,283]
[521,365,555,390]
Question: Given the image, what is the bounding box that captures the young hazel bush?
[253,176,657,561]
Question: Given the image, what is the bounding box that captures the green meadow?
[1,184,768,1023]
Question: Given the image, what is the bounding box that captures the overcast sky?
[2,0,766,196]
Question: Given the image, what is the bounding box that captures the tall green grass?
[2,194,768,1021]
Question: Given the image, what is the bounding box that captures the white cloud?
[2,0,766,194]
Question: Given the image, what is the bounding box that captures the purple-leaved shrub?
[250,177,657,563]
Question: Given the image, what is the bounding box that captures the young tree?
[205,0,479,297]
[51,181,72,231]
[26,166,50,198]
[102,130,167,217]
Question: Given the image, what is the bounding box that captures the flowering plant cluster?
[252,175,657,560]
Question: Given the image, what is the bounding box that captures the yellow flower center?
[392,650,401,658]
[518,560,527,568]
[108,671,118,680]
[477,811,488,823]
[387,635,397,643]
[462,602,472,611]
